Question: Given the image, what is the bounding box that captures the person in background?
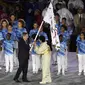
[29,23,41,73]
[0,19,9,67]
[59,25,69,42]
[39,27,48,41]
[74,7,85,34]
[1,19,8,40]
[31,34,40,74]
[61,17,67,26]
[34,35,52,84]
[76,32,85,76]
[61,17,73,37]
[68,0,84,12]
[29,23,38,37]
[10,14,18,31]
[7,24,16,41]
[0,27,4,42]
[59,25,69,71]
[3,33,14,73]
[14,32,30,83]
[76,27,85,41]
[16,19,27,41]
[15,19,27,64]
[29,23,38,50]
[34,9,42,26]
[14,5,24,20]
[61,17,73,54]
[0,6,8,20]
[24,1,34,32]
[55,13,61,33]
[57,34,67,75]
[53,0,59,11]
[57,4,73,26]
[53,0,66,12]
[7,24,18,66]
[0,27,4,70]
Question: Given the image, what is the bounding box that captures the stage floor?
[0,52,85,85]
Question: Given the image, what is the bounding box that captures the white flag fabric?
[43,3,54,25]
[51,29,60,50]
[43,2,60,50]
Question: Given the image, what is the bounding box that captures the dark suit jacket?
[18,38,29,61]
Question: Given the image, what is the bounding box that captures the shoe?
[14,79,21,83]
[46,81,52,83]
[22,79,30,82]
[39,81,46,84]
[78,72,81,76]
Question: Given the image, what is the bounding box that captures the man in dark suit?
[14,32,30,82]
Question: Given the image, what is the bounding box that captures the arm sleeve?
[34,44,49,55]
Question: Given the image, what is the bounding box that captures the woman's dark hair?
[8,23,12,26]
[55,13,60,17]
[39,35,45,42]
[10,13,16,17]
[55,13,60,27]
[0,19,9,28]
[59,34,63,38]
[18,19,26,28]
[62,17,66,21]
[80,32,85,39]
[61,25,67,30]
[7,23,12,30]
[59,34,63,42]
[6,33,11,40]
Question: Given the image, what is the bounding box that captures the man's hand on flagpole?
[30,41,36,52]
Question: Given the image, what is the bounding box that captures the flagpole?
[30,0,56,52]
[30,21,44,52]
